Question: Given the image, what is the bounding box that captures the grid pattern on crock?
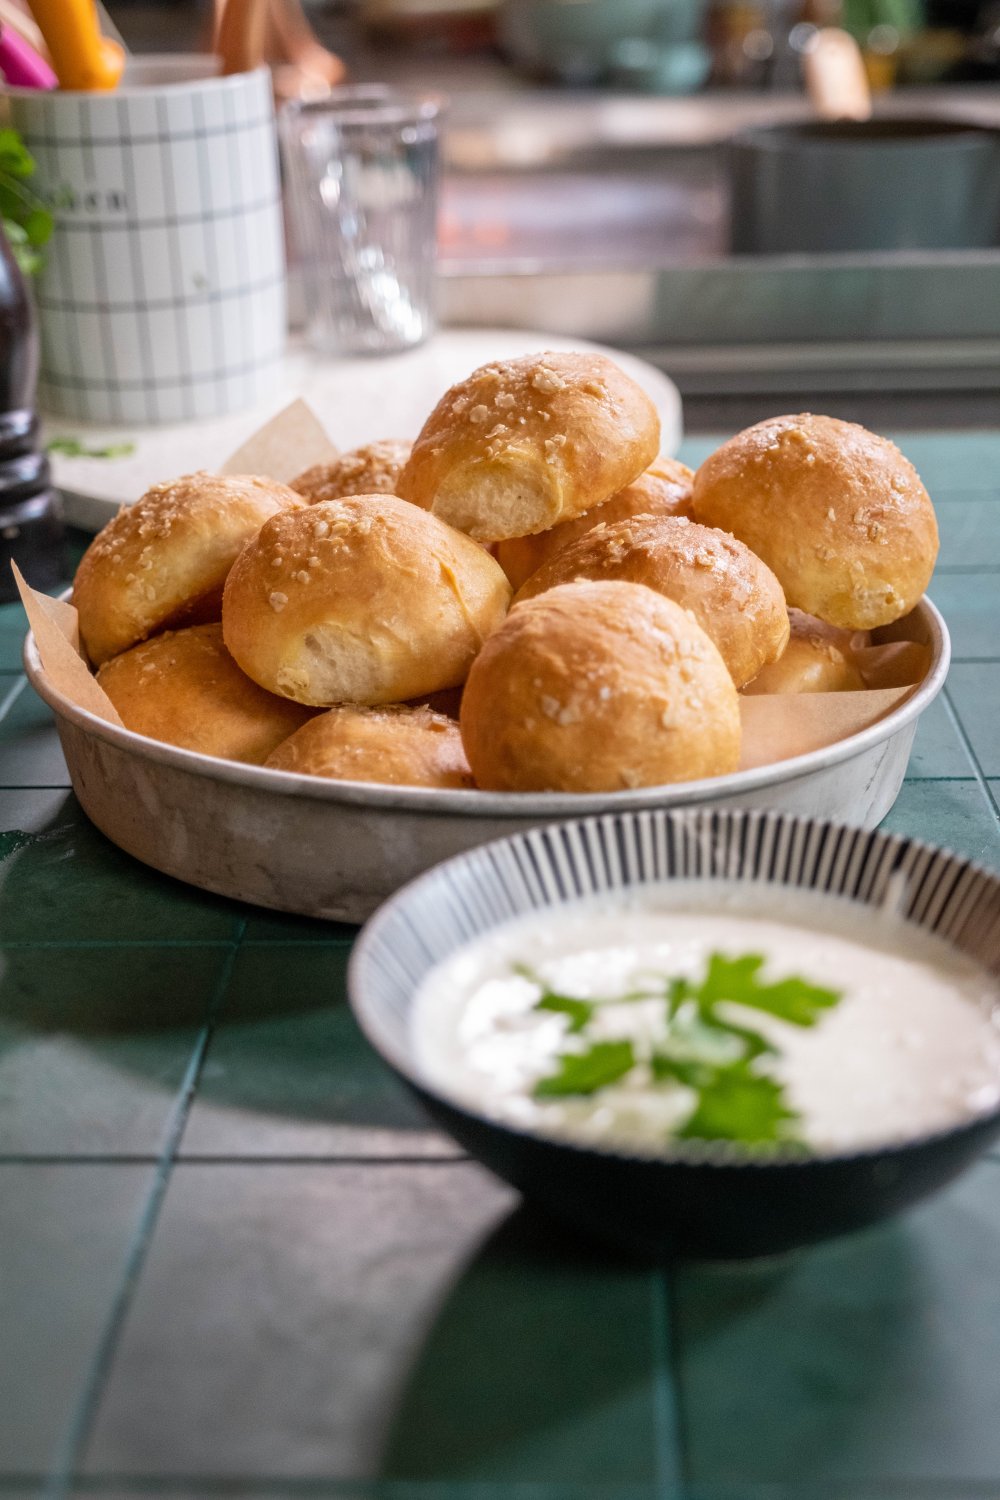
[14,73,285,427]
[1,430,999,1498]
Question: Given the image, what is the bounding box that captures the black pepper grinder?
[0,223,64,604]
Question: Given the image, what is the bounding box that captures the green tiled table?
[2,431,1000,1500]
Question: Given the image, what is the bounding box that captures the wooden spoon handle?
[804,27,873,122]
[216,0,269,76]
[268,0,346,91]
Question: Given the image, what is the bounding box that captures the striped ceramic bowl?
[349,808,1000,1260]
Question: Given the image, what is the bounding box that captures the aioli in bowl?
[410,883,1000,1158]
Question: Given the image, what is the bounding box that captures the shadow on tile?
[0,945,228,1035]
[380,1204,664,1485]
[0,790,243,943]
[673,1160,1000,1484]
[181,945,451,1152]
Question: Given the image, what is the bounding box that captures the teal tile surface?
[0,433,998,1497]
[0,678,69,789]
[879,778,1000,867]
[924,572,1000,661]
[891,432,1000,493]
[242,909,360,944]
[0,600,28,674]
[673,1158,1000,1486]
[935,498,1000,571]
[86,1165,573,1481]
[947,665,1000,777]
[180,945,456,1158]
[905,693,973,780]
[0,1164,154,1472]
[0,790,243,943]
[0,945,226,1155]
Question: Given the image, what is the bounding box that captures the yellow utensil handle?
[28,0,125,90]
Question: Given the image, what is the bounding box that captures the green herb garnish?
[534,1040,635,1097]
[0,128,53,276]
[528,950,843,1147]
[47,438,136,460]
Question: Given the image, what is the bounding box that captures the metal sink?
[434,87,1000,393]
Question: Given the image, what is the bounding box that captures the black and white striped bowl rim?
[349,807,1000,1168]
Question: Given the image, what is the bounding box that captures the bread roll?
[396,351,660,543]
[74,471,304,666]
[496,455,694,590]
[222,494,512,706]
[513,514,788,690]
[742,609,865,695]
[97,623,314,763]
[266,703,474,788]
[291,439,411,504]
[691,414,939,629]
[460,580,740,792]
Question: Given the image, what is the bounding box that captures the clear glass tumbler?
[280,86,443,356]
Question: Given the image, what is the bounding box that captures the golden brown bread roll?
[73,471,304,666]
[513,514,788,690]
[265,703,474,788]
[97,623,314,764]
[495,455,694,590]
[459,580,740,792]
[691,414,939,629]
[222,494,512,706]
[742,609,866,695]
[290,439,411,504]
[396,351,660,543]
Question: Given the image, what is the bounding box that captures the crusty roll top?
[97,623,314,764]
[396,351,660,543]
[222,493,512,706]
[73,471,304,666]
[265,703,474,788]
[513,513,789,689]
[496,454,694,590]
[459,579,741,792]
[691,414,939,629]
[291,439,411,504]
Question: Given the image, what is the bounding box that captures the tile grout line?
[0,1152,468,1166]
[0,674,28,723]
[650,1269,685,1498]
[45,922,248,1498]
[940,685,1000,836]
[660,1271,694,1500]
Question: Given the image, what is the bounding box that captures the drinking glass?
[280,87,443,356]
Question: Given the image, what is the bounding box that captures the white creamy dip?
[410,882,1000,1155]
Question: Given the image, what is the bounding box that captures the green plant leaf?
[676,1065,799,1144]
[534,1040,635,1097]
[0,127,52,275]
[696,951,841,1027]
[0,128,36,178]
[534,993,595,1033]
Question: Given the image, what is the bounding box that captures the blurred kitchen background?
[104,0,1000,427]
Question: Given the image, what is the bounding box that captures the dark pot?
[729,118,1000,255]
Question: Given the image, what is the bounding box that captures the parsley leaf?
[522,949,842,1148]
[696,952,840,1028]
[676,1065,798,1145]
[534,1040,635,1097]
[534,993,595,1032]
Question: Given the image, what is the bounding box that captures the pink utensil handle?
[0,23,56,88]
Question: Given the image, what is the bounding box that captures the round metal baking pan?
[24,597,949,922]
